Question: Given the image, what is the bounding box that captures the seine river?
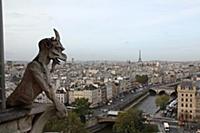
[96,95,157,133]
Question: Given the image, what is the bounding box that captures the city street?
[92,88,146,117]
[157,121,198,133]
[152,113,200,133]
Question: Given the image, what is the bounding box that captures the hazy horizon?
[4,0,200,61]
[5,58,200,63]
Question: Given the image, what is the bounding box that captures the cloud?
[5,12,54,31]
[3,0,200,61]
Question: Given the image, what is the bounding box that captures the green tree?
[155,95,170,110]
[135,75,148,84]
[72,98,90,116]
[142,124,158,133]
[113,109,158,133]
[43,111,88,133]
[113,109,144,133]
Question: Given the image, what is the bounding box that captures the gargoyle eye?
[55,47,62,52]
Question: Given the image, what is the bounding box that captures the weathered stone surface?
[0,120,19,133]
[30,105,57,133]
[0,116,32,133]
[0,103,59,133]
[18,116,32,132]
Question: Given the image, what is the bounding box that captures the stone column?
[0,0,6,110]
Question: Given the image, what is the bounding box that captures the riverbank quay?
[123,92,150,111]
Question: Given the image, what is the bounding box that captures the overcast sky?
[3,0,200,61]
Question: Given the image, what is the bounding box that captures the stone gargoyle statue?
[6,29,67,131]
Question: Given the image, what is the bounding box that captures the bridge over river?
[149,87,176,96]
[148,81,180,96]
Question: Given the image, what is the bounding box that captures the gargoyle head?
[38,29,67,72]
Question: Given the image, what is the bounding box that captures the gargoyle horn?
[53,28,60,41]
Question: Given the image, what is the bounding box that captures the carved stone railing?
[0,103,56,133]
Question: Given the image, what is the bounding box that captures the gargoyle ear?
[39,39,52,50]
[53,28,60,41]
[46,39,53,49]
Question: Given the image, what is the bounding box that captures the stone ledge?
[0,103,50,124]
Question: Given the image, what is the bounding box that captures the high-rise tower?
[138,50,142,62]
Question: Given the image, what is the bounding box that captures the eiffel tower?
[138,50,142,62]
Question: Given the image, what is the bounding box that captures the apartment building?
[68,84,102,108]
[56,87,67,104]
[177,80,200,122]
